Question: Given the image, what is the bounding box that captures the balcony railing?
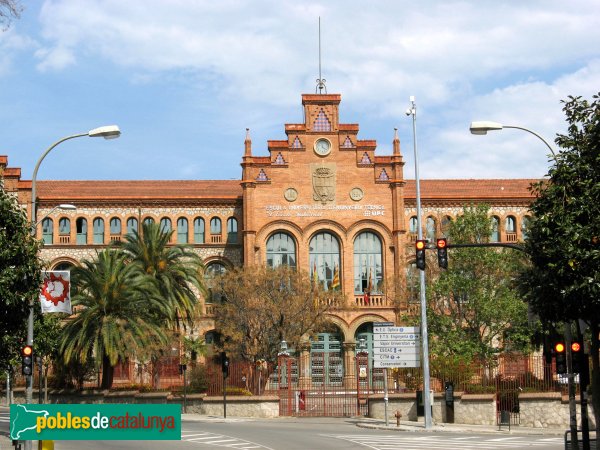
[205,303,217,316]
[211,235,222,244]
[505,232,517,242]
[110,235,121,242]
[354,294,389,308]
[59,235,70,244]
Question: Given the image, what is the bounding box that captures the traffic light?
[221,352,230,378]
[436,238,448,269]
[415,240,426,271]
[570,341,583,374]
[21,345,33,376]
[554,342,567,374]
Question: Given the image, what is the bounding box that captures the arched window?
[159,217,172,234]
[505,216,517,233]
[266,232,296,268]
[354,231,383,294]
[58,218,70,235]
[204,262,227,303]
[210,217,222,235]
[177,218,188,244]
[426,217,436,242]
[490,216,500,242]
[42,218,53,244]
[309,232,341,291]
[521,215,532,240]
[126,217,138,235]
[227,218,238,243]
[53,261,74,271]
[441,216,452,236]
[143,217,155,226]
[406,263,420,303]
[194,217,205,243]
[409,216,418,234]
[76,218,87,245]
[109,217,121,235]
[93,218,104,244]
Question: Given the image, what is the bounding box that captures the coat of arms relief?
[312,163,336,203]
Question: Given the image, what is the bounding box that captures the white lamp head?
[57,204,77,211]
[469,121,503,135]
[88,125,121,139]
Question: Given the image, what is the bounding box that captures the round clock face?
[314,138,332,156]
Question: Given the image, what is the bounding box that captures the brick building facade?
[1,93,537,384]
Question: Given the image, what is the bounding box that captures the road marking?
[323,434,564,450]
[181,431,274,449]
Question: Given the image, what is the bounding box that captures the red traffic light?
[554,343,565,353]
[416,240,426,250]
[22,345,33,357]
[571,342,581,352]
[436,238,447,249]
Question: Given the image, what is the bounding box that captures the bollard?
[394,410,402,427]
[38,440,54,450]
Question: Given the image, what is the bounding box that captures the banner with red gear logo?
[39,271,72,314]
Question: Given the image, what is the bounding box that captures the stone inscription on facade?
[264,204,385,218]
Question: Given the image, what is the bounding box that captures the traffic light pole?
[407,96,432,429]
[564,326,579,449]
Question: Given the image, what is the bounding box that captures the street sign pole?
[384,368,389,426]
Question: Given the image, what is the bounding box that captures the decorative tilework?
[359,152,372,164]
[274,152,286,165]
[291,136,302,148]
[378,168,389,181]
[256,169,269,182]
[342,136,354,148]
[313,109,331,132]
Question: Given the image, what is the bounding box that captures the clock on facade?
[314,138,332,156]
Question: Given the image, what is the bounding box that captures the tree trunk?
[590,320,599,437]
[101,354,114,390]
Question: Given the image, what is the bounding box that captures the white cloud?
[5,0,599,180]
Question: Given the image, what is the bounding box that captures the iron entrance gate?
[277,352,370,417]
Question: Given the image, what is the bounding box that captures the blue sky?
[1,1,599,182]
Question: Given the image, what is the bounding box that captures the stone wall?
[5,388,279,419]
[368,391,597,429]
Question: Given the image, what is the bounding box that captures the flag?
[312,260,318,283]
[39,271,72,314]
[367,268,373,293]
[331,264,340,290]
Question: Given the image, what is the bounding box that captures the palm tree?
[115,221,206,328]
[60,250,170,389]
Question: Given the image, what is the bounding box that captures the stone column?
[343,342,357,389]
[298,344,312,390]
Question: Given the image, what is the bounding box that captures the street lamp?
[26,126,120,420]
[406,96,433,429]
[469,121,556,157]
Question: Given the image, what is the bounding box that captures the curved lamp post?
[26,126,120,419]
[469,121,556,157]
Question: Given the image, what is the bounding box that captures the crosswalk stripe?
[323,434,563,450]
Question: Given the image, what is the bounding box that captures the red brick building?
[1,93,537,385]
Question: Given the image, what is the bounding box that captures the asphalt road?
[1,408,566,450]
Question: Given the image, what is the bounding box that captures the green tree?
[59,250,170,389]
[0,184,42,369]
[33,313,64,401]
[213,265,343,363]
[115,221,205,328]
[520,93,600,434]
[428,204,533,365]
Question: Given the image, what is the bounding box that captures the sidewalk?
[356,417,567,436]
